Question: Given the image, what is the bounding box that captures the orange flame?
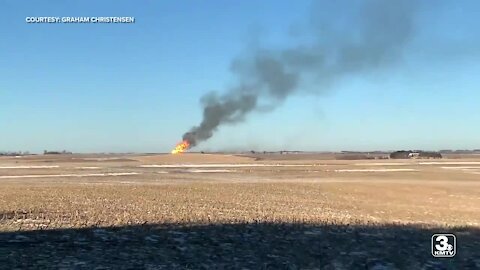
[171,140,190,154]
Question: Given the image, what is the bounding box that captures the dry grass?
[1,182,479,231]
[1,154,479,268]
[0,183,395,231]
[0,155,479,230]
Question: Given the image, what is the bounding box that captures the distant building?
[408,152,420,158]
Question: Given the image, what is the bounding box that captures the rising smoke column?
[181,0,416,148]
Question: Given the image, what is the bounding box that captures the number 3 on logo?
[435,235,449,251]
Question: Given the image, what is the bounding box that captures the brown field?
[0,153,479,269]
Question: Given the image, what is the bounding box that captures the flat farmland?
[0,153,479,269]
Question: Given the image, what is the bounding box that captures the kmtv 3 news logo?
[431,234,456,258]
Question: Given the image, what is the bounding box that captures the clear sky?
[1,0,479,153]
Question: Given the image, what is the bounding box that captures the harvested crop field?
[0,153,479,269]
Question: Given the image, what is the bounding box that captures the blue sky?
[1,1,479,153]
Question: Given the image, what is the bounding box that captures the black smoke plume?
[182,0,416,148]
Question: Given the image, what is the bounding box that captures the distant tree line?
[336,154,375,160]
[390,151,442,159]
[439,149,480,154]
[43,150,72,155]
[0,151,30,156]
[0,150,75,156]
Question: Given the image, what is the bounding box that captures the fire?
[171,140,190,154]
